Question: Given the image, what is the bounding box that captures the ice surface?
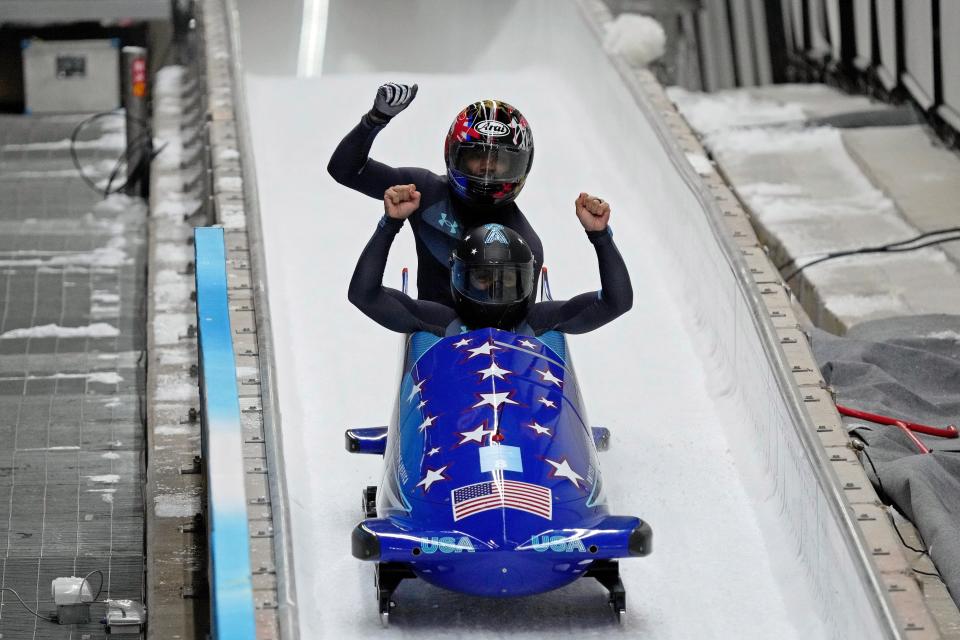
[236,0,840,636]
[248,74,813,640]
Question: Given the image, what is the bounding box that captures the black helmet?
[450,224,536,330]
[444,100,534,207]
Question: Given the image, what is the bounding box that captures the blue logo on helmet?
[483,224,509,245]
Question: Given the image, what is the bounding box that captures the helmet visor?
[451,143,531,182]
[452,260,535,304]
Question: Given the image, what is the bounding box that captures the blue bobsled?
[346,328,652,624]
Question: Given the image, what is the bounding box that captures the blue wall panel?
[195,227,257,640]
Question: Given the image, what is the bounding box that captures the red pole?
[836,404,958,439]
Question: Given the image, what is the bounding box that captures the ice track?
[237,1,824,637]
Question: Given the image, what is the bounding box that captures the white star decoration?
[545,458,585,488]
[526,421,551,436]
[467,342,501,358]
[538,397,557,409]
[473,392,519,410]
[407,378,426,402]
[477,360,511,380]
[416,466,449,492]
[471,248,478,255]
[418,415,438,432]
[536,368,562,387]
[457,424,495,446]
[518,339,537,349]
[427,447,441,457]
[452,338,472,348]
[417,400,427,410]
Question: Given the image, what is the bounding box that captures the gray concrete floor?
[0,113,145,638]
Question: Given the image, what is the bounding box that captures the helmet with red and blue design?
[444,100,534,207]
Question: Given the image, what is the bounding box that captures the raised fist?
[575,192,611,232]
[371,82,418,121]
[384,184,421,220]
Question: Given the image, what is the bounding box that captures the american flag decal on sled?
[451,480,552,521]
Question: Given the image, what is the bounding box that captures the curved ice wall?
[239,0,898,637]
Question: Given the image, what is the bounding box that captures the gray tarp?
[812,314,960,603]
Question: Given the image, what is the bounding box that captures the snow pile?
[0,243,129,269]
[154,65,185,93]
[1,323,119,339]
[603,13,666,67]
[92,291,120,304]
[216,175,242,192]
[154,374,198,402]
[155,243,192,263]
[154,492,201,517]
[88,488,117,505]
[0,133,126,152]
[668,87,806,134]
[675,91,913,258]
[94,193,142,215]
[87,372,123,385]
[21,372,123,383]
[153,268,192,312]
[828,293,909,320]
[154,424,191,436]
[153,197,201,219]
[86,474,120,483]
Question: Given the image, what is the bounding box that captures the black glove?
[368,82,418,125]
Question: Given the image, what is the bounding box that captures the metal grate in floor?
[0,113,146,639]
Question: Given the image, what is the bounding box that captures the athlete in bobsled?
[328,82,542,305]
[346,185,652,624]
[349,185,630,336]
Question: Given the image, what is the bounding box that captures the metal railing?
[636,0,960,143]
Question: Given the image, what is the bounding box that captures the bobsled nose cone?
[629,521,652,557]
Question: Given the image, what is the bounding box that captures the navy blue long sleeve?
[524,228,633,334]
[348,216,457,335]
[328,114,543,306]
[350,217,631,337]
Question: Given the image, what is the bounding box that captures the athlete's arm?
[327,83,419,199]
[348,185,456,335]
[526,194,632,334]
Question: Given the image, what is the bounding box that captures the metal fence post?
[122,46,149,196]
